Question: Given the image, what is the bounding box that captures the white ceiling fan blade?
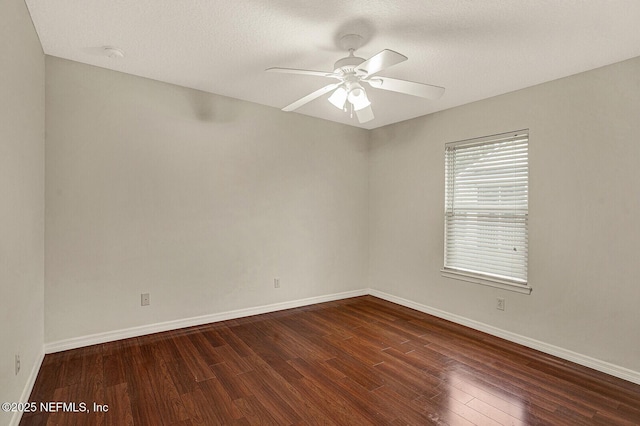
[282,83,341,112]
[367,76,445,99]
[355,49,407,77]
[355,104,374,123]
[266,67,335,78]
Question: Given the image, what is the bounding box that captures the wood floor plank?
[371,385,447,425]
[427,341,602,417]
[171,334,216,383]
[431,393,504,426]
[215,326,254,358]
[211,345,254,375]
[277,317,346,361]
[181,387,246,426]
[147,337,196,396]
[187,332,225,367]
[466,397,527,426]
[321,334,386,366]
[196,378,245,423]
[249,360,336,425]
[103,383,134,426]
[122,355,168,426]
[301,310,356,339]
[233,395,278,425]
[102,354,126,388]
[287,358,384,425]
[208,362,253,401]
[325,355,385,391]
[254,318,322,361]
[415,394,477,426]
[237,370,302,425]
[20,296,640,425]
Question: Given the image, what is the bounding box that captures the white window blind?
[444,130,529,289]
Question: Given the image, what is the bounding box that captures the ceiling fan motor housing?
[333,55,365,73]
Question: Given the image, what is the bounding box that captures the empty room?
[2,0,640,425]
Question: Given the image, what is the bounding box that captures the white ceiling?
[25,0,640,129]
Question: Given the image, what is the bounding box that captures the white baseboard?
[10,349,45,426]
[44,289,368,354]
[42,287,640,387]
[369,289,640,386]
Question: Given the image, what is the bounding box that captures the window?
[442,130,530,294]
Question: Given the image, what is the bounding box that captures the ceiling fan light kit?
[267,34,445,124]
[347,83,370,111]
[328,86,348,110]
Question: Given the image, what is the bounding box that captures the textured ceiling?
[25,0,640,129]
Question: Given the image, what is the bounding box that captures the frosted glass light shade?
[328,87,347,109]
[349,88,371,111]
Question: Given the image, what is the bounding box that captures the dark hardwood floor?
[21,296,640,425]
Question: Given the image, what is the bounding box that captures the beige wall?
[0,0,45,423]
[44,57,369,343]
[369,56,640,372]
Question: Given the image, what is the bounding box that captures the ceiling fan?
[266,34,445,124]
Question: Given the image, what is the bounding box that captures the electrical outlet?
[15,354,20,375]
[141,293,150,306]
[274,278,280,288]
[497,297,506,311]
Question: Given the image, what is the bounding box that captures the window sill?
[440,268,532,294]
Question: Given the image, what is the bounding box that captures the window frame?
[441,130,531,294]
